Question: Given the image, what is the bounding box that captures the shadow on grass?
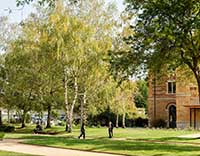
[131,137,197,142]
[22,135,200,156]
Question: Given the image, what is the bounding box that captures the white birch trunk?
[68,75,78,133]
[116,114,119,128]
[64,67,70,132]
[122,113,126,128]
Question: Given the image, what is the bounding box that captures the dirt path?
[0,139,123,156]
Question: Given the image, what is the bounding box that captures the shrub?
[134,117,148,127]
[97,124,101,128]
[0,125,15,132]
[57,121,65,126]
[152,119,167,128]
[0,133,4,140]
[4,125,15,132]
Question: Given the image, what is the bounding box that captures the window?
[168,81,176,94]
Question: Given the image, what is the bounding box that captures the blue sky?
[0,0,125,23]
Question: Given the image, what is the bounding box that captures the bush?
[97,124,101,128]
[4,125,15,132]
[10,118,21,124]
[152,119,167,128]
[0,125,15,132]
[57,120,65,126]
[134,117,148,127]
[0,133,4,140]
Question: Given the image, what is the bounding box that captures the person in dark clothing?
[78,123,85,139]
[108,121,114,138]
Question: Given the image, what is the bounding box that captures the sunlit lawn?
[0,150,37,156]
[5,125,200,156]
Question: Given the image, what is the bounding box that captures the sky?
[0,0,125,23]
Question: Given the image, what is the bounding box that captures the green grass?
[24,137,200,156]
[0,133,4,140]
[5,126,200,156]
[0,150,37,156]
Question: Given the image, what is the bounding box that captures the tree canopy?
[110,0,200,98]
[16,0,78,7]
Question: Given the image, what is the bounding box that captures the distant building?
[148,73,200,129]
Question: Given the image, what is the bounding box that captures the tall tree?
[114,0,200,98]
[13,0,118,132]
[112,0,200,100]
[110,81,136,128]
[23,13,64,128]
[53,0,116,132]
[5,43,40,128]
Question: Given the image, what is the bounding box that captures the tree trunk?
[21,110,27,128]
[68,76,78,133]
[64,67,70,132]
[196,76,200,104]
[122,113,126,128]
[46,104,51,128]
[64,67,78,133]
[7,109,10,124]
[0,109,2,126]
[116,114,119,128]
[181,52,200,104]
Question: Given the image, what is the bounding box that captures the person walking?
[108,121,114,138]
[78,123,85,139]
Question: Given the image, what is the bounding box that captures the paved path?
[178,133,200,139]
[0,139,123,156]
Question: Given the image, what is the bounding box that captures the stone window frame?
[167,80,176,94]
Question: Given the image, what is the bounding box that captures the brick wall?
[148,72,200,129]
[148,75,176,127]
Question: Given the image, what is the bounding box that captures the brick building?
[148,74,200,129]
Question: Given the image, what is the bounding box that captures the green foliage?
[0,125,15,132]
[134,117,148,127]
[126,0,199,70]
[2,0,119,130]
[110,81,136,116]
[134,80,147,108]
[25,113,31,123]
[110,0,200,91]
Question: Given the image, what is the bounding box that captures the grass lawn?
[0,150,37,156]
[5,126,200,156]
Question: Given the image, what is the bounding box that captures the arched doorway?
[169,105,176,128]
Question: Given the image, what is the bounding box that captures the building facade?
[148,74,200,129]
